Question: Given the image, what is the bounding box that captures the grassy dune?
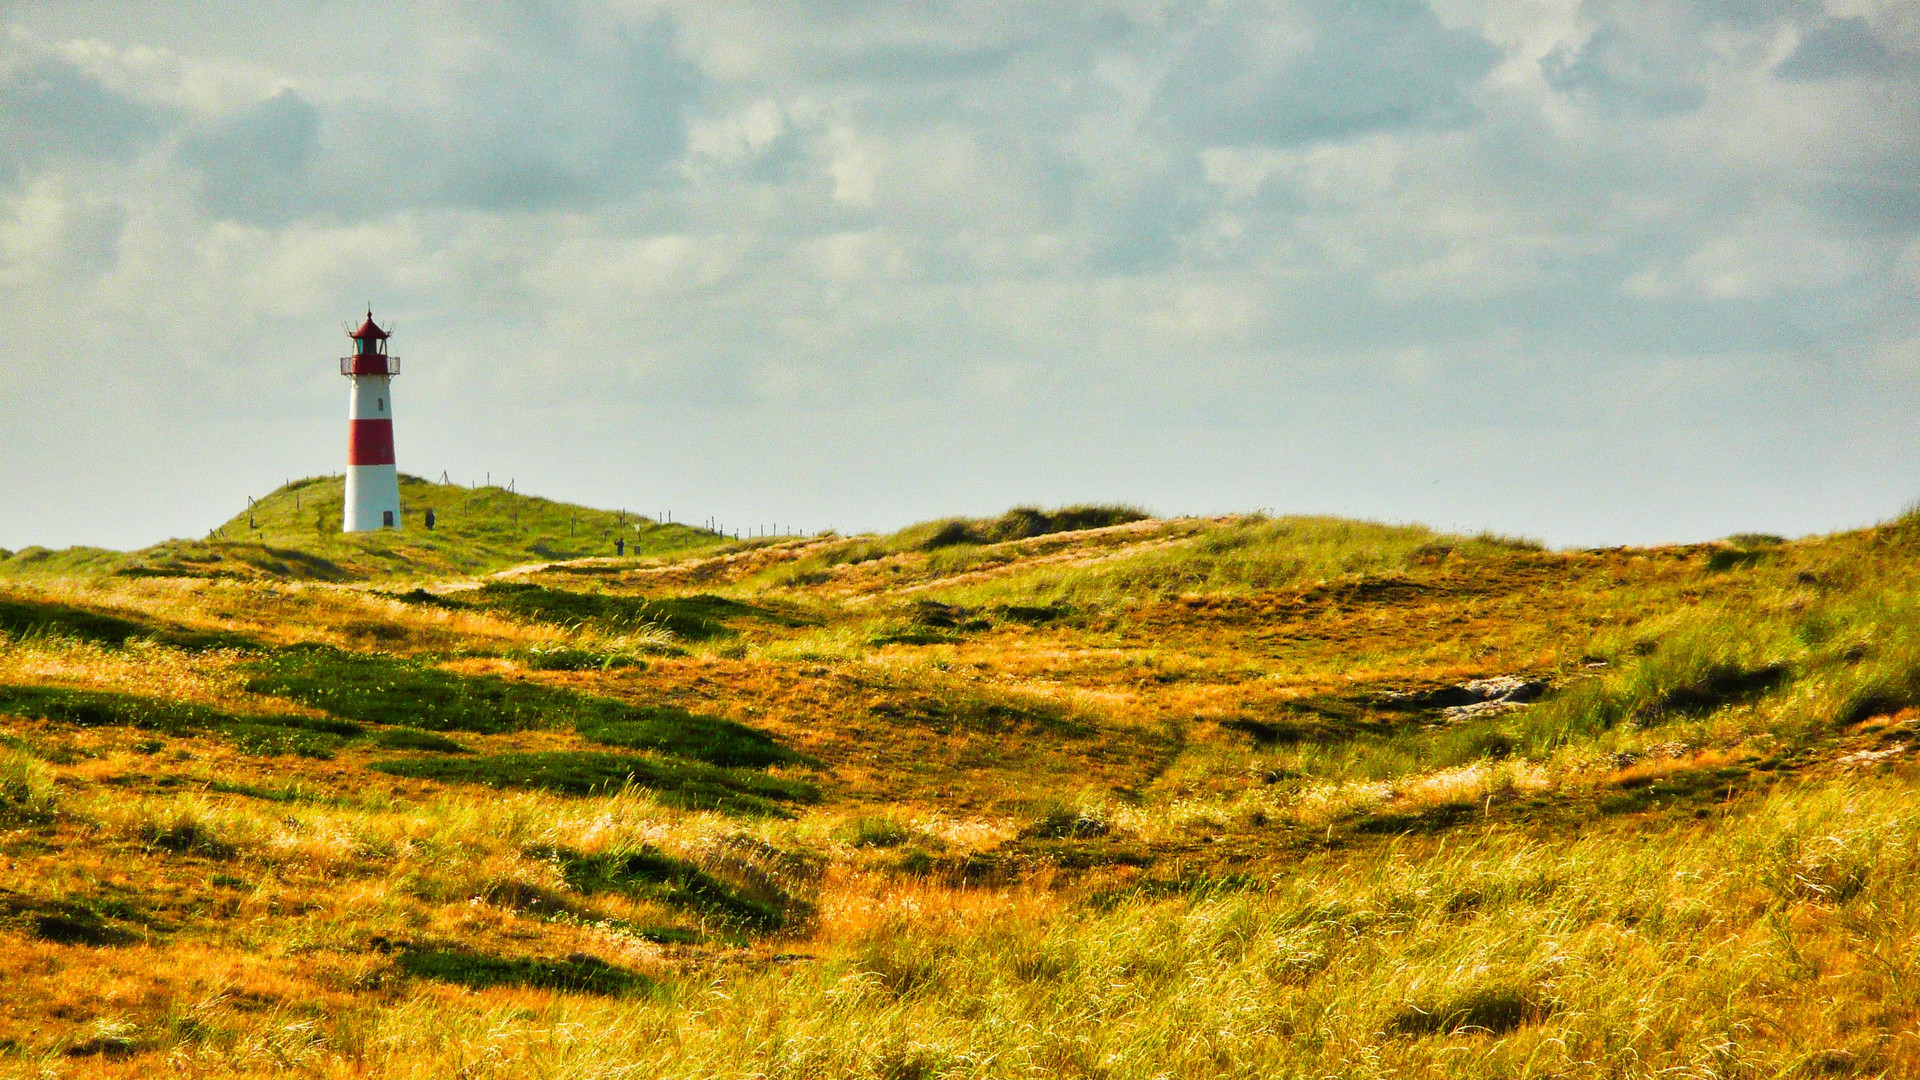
[3,502,1920,1075]
[0,475,722,581]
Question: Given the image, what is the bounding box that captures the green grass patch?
[395,946,648,995]
[1597,766,1749,816]
[0,750,56,824]
[0,894,156,948]
[244,646,566,733]
[204,779,361,805]
[370,751,820,816]
[1,476,724,583]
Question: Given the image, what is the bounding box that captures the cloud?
[412,14,697,211]
[178,88,320,225]
[1156,0,1501,144]
[0,43,164,176]
[1775,16,1916,81]
[1,0,1919,550]
[0,175,128,288]
[1540,24,1708,115]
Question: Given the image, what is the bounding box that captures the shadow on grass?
[248,645,807,767]
[394,583,810,641]
[540,845,797,931]
[1,892,162,948]
[396,945,648,995]
[0,685,360,758]
[1644,663,1791,719]
[0,596,254,650]
[575,704,810,769]
[1388,986,1551,1036]
[1597,765,1749,815]
[370,751,820,816]
[864,686,1096,737]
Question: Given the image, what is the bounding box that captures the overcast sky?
[2,0,1916,551]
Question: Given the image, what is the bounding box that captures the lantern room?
[341,311,401,376]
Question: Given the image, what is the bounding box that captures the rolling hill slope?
[1,504,1919,1075]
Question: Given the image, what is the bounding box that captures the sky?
[1,0,1917,551]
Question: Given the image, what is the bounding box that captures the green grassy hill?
[0,475,722,581]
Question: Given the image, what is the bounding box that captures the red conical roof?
[348,310,389,340]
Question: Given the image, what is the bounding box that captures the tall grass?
[0,746,56,822]
[133,779,1920,1078]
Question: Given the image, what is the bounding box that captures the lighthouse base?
[344,464,402,532]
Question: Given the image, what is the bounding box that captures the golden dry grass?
[2,513,1920,1075]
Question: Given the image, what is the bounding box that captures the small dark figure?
[423,508,436,530]
[615,537,626,556]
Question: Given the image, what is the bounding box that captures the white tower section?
[341,311,402,532]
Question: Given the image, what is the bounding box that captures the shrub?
[139,807,238,859]
[901,505,1151,550]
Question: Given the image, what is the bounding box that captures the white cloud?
[1624,211,1866,298]
[0,0,1917,550]
[824,124,881,205]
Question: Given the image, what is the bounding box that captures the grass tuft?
[844,815,914,848]
[0,748,56,823]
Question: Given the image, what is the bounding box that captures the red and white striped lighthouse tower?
[341,310,402,532]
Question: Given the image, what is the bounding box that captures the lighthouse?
[340,310,402,532]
